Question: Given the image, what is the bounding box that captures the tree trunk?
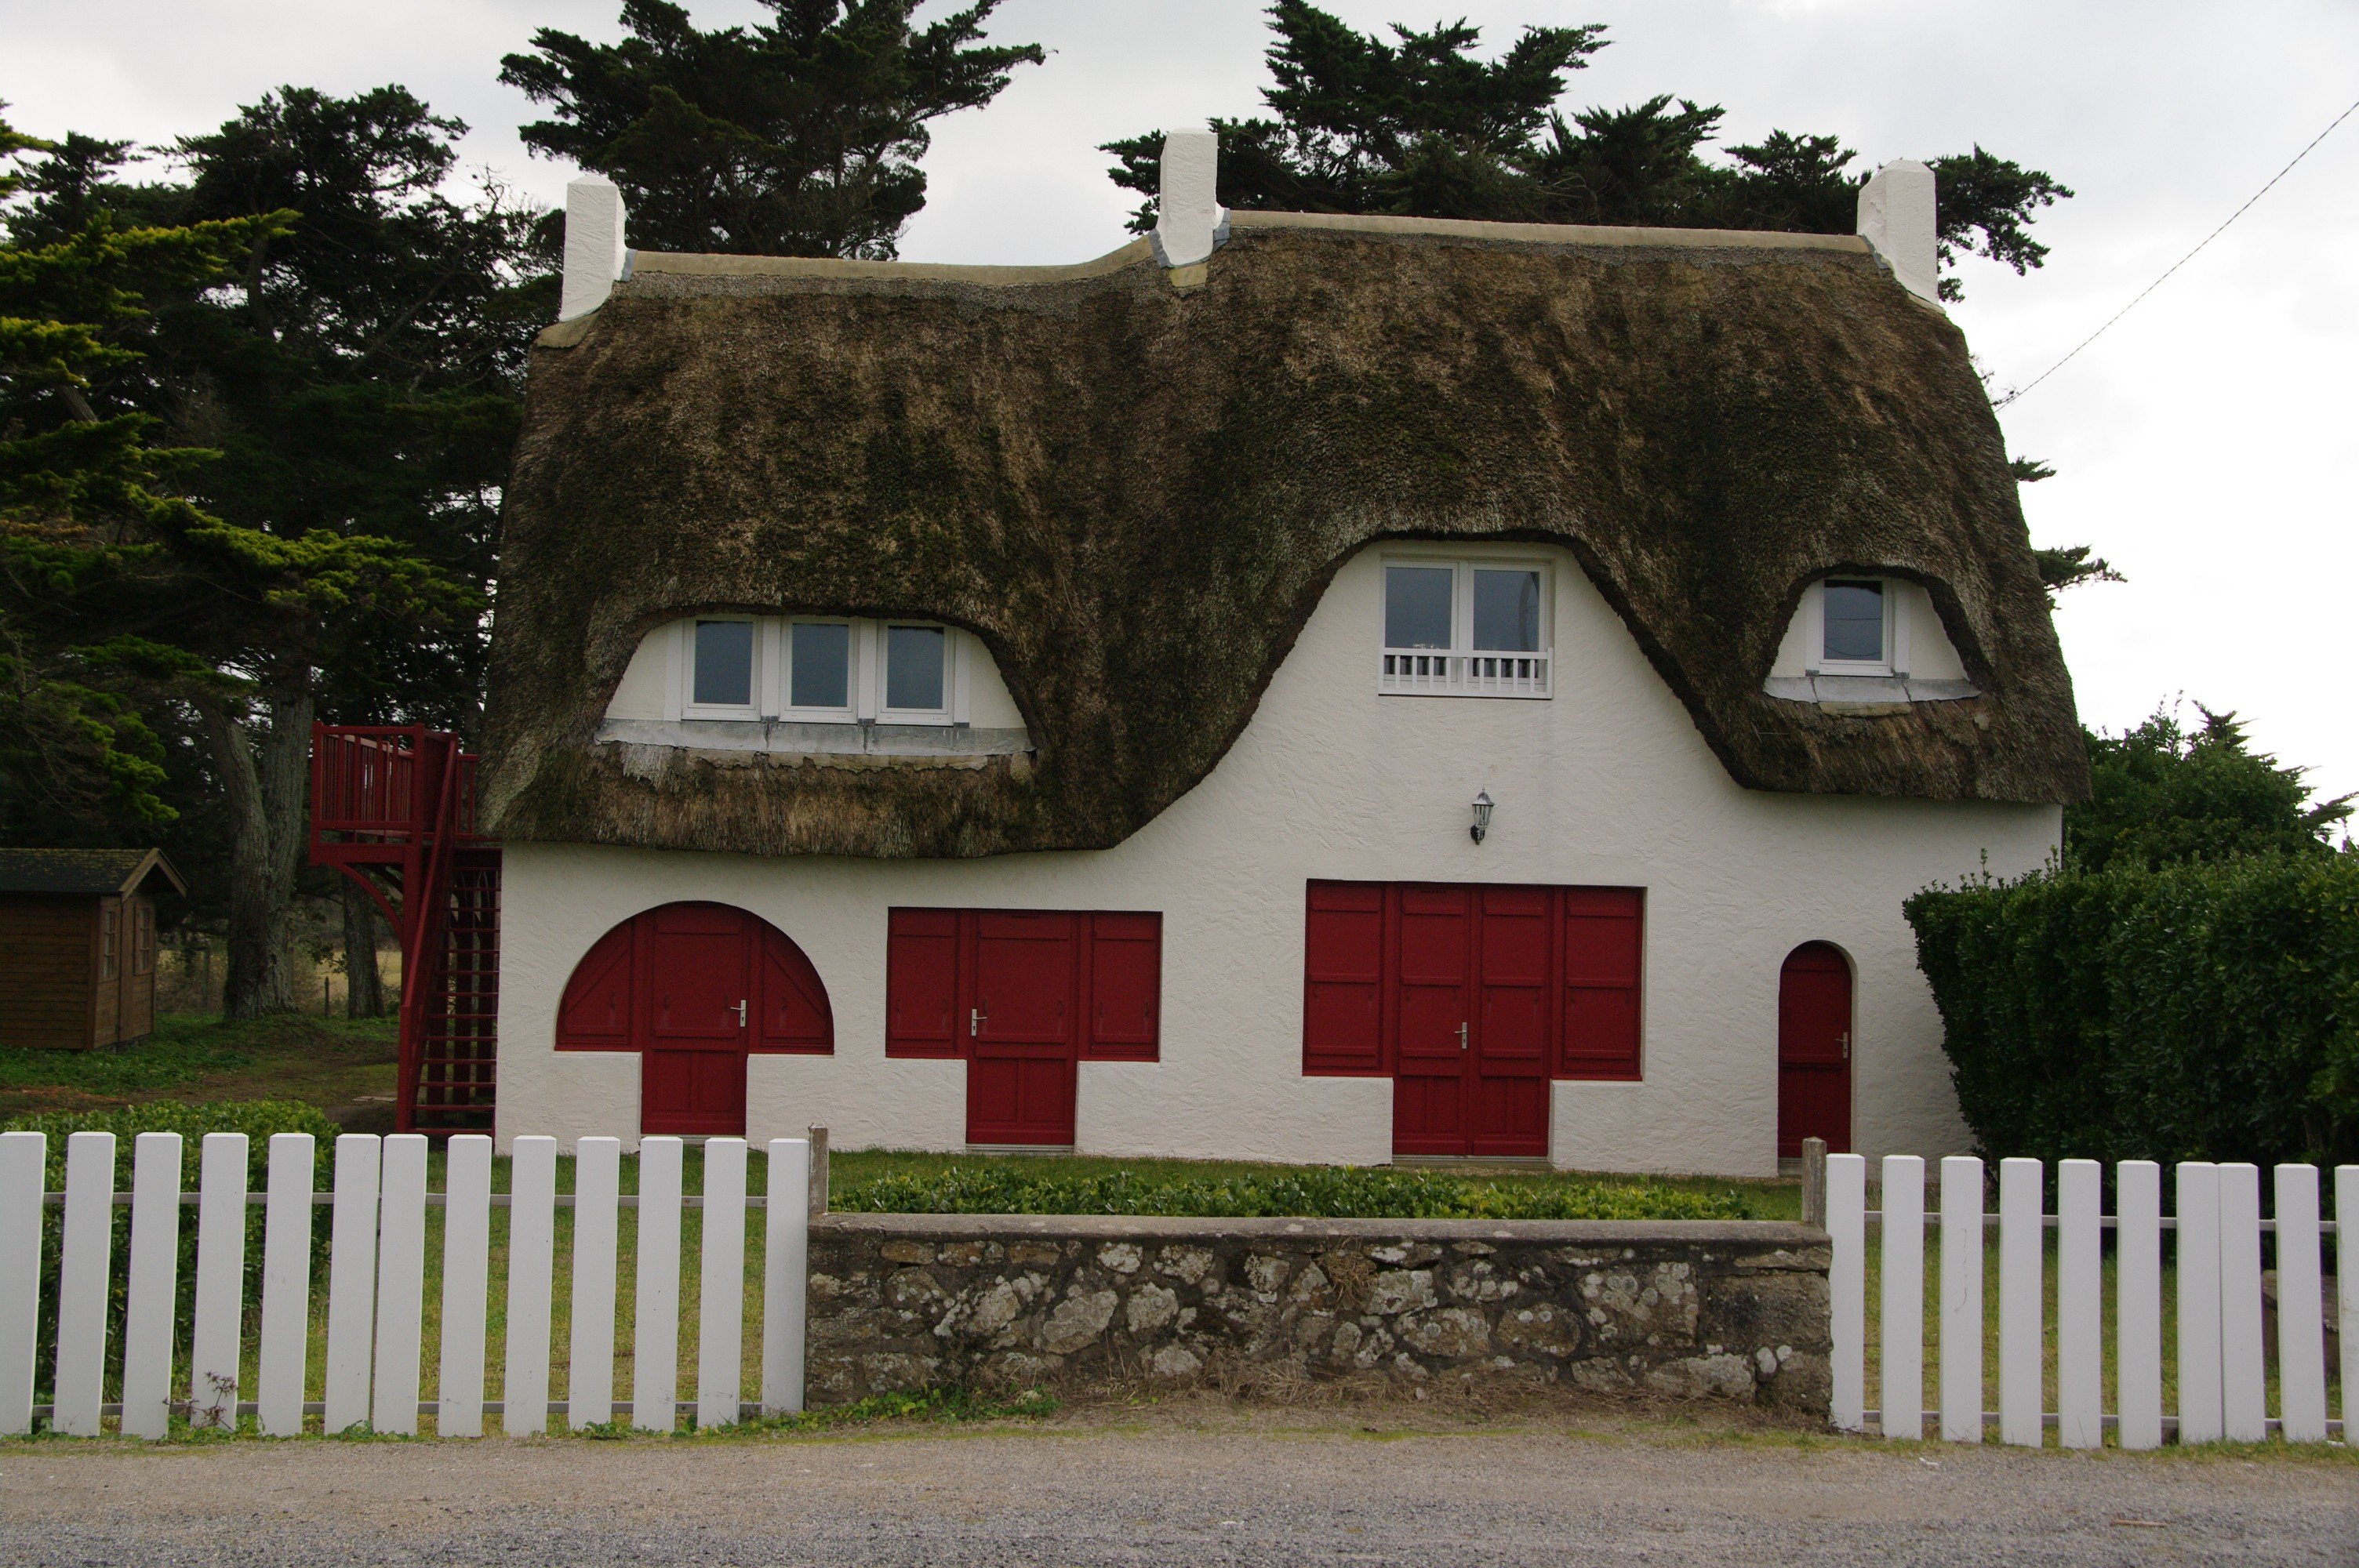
[340,876,384,1018]
[202,686,315,1019]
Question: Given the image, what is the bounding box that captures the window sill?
[598,717,1030,759]
[1763,674,1980,708]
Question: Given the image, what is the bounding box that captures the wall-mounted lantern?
[1470,789,1494,844]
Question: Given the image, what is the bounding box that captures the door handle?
[1458,1022,1469,1051]
[1840,1030,1849,1062]
[971,1006,987,1037]
[735,999,748,1029]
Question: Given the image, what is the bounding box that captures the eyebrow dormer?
[1764,577,1979,711]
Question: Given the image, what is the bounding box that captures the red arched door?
[1777,942,1852,1157]
[557,902,832,1135]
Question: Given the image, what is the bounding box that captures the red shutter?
[1303,880,1386,1075]
[885,908,962,1058]
[556,919,638,1051]
[1560,887,1643,1080]
[1081,913,1161,1061]
[754,924,834,1054]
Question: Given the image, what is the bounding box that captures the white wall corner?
[560,174,630,321]
[1856,159,1940,307]
[1152,125,1225,269]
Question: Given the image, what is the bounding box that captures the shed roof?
[0,848,186,898]
[482,210,2087,861]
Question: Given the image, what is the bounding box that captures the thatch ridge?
[482,219,2086,860]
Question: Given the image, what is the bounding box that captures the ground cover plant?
[0,1013,397,1120]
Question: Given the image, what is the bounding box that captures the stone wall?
[807,1214,1830,1412]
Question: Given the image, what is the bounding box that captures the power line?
[1996,92,2359,410]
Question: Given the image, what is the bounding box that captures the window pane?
[1385,565,1453,649]
[692,619,754,706]
[1822,580,1885,662]
[886,625,946,711]
[1472,568,1541,652]
[790,622,850,709]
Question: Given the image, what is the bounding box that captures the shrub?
[834,1163,1753,1221]
[4,1101,339,1406]
[1905,855,2359,1168]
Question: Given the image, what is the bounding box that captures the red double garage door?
[1304,881,1644,1158]
[887,909,1163,1146]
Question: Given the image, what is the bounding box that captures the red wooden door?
[643,904,753,1135]
[1391,887,1474,1155]
[967,912,1080,1145]
[1470,887,1550,1156]
[1777,942,1852,1156]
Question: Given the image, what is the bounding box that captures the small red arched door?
[1777,942,1852,1157]
[557,902,832,1135]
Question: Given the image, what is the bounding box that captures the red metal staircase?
[310,725,500,1134]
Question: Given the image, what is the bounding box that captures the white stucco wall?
[497,544,2059,1174]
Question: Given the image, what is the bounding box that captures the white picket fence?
[1827,1155,2355,1445]
[0,1131,811,1437]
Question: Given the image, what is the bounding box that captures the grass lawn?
[0,1012,398,1123]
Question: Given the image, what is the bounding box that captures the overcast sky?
[7,0,2354,824]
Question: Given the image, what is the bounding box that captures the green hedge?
[3,1101,338,1406]
[834,1163,1754,1221]
[1905,855,2359,1168]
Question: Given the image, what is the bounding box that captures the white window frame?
[777,616,858,723]
[667,615,970,726]
[1804,577,1910,679]
[1377,553,1553,699]
[678,615,763,719]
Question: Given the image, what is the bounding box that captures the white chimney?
[1856,160,1939,307]
[560,175,630,321]
[1153,125,1223,269]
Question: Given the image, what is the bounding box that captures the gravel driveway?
[2,1413,2352,1566]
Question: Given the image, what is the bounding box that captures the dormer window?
[883,624,948,717]
[787,620,852,713]
[1819,579,1889,670]
[689,618,758,713]
[1379,556,1551,698]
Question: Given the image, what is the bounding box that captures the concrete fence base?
[808,1214,1831,1410]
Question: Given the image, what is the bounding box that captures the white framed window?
[683,615,760,717]
[669,615,968,726]
[1379,555,1551,698]
[1803,578,1909,678]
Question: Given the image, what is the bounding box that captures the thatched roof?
[482,211,2088,860]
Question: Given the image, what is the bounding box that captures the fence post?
[256,1134,316,1436]
[504,1136,558,1436]
[569,1137,622,1431]
[2217,1163,2266,1442]
[2273,1164,2328,1443]
[1997,1157,2043,1446]
[2176,1162,2223,1443]
[764,1138,810,1416]
[190,1132,250,1430]
[808,1127,830,1219]
[323,1134,383,1433]
[1826,1152,1866,1431]
[1878,1155,1923,1439]
[372,1134,428,1436]
[119,1132,183,1439]
[2114,1161,2163,1450]
[53,1131,116,1436]
[1801,1138,1826,1229]
[438,1134,493,1437]
[2339,1167,2357,1435]
[698,1138,748,1429]
[1938,1156,1983,1443]
[0,1133,43,1436]
[633,1137,683,1432]
[2055,1159,2103,1449]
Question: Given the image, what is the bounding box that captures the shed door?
[643,904,752,1136]
[967,912,1080,1145]
[1777,942,1852,1156]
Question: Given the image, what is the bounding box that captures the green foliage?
[3,1099,338,1408]
[502,0,1044,260]
[1103,4,2069,300]
[2067,705,2351,873]
[834,1163,1754,1220]
[722,1385,1057,1434]
[1905,856,2359,1168]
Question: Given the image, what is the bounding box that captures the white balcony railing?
[1380,649,1551,698]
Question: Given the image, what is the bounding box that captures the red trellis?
[310,725,501,1134]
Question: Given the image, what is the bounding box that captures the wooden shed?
[0,848,187,1050]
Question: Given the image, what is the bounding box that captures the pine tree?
[502,0,1044,259]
